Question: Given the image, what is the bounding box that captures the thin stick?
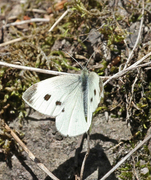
[80,131,90,180]
[132,156,140,180]
[0,61,108,78]
[145,67,151,70]
[100,134,151,180]
[74,134,86,180]
[103,51,151,86]
[0,61,68,76]
[3,18,50,28]
[0,52,150,80]
[4,123,59,180]
[123,0,144,69]
[26,9,47,14]
[126,69,140,121]
[0,36,32,47]
[1,18,50,47]
[48,9,72,32]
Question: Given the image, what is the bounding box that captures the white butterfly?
[22,67,104,137]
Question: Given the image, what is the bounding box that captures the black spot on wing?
[34,157,41,163]
[90,97,93,102]
[62,108,65,112]
[56,101,62,105]
[94,89,96,96]
[44,94,51,101]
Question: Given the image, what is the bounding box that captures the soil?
[1,111,132,180]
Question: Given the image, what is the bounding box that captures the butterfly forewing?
[23,74,80,117]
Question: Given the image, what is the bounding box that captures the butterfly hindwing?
[55,81,90,136]
[87,71,104,127]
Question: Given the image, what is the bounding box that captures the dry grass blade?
[0,36,32,47]
[103,51,151,86]
[123,0,144,70]
[80,132,90,180]
[0,61,108,79]
[0,61,68,76]
[3,18,50,28]
[48,9,72,32]
[100,134,151,180]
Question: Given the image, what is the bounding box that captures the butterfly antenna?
[65,52,84,69]
[85,52,95,67]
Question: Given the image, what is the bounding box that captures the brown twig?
[0,36,32,47]
[4,123,59,180]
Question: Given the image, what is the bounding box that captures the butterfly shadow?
[13,149,39,180]
[45,133,118,180]
[23,108,55,123]
[24,116,55,122]
[90,133,118,144]
[24,106,56,122]
[1,144,39,180]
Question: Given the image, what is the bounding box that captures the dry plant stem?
[132,61,151,70]
[0,61,68,76]
[126,69,139,121]
[132,156,140,180]
[0,61,107,79]
[3,18,50,28]
[129,69,140,105]
[103,51,151,86]
[100,134,151,180]
[0,36,32,47]
[145,67,151,70]
[0,52,150,80]
[4,123,59,180]
[80,131,90,180]
[74,134,86,170]
[49,9,72,32]
[125,93,130,120]
[26,9,47,13]
[123,0,144,70]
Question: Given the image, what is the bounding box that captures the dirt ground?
[0,0,151,180]
[1,110,132,180]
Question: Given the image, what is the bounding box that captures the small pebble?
[141,167,149,175]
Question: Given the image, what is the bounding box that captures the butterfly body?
[23,68,104,137]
